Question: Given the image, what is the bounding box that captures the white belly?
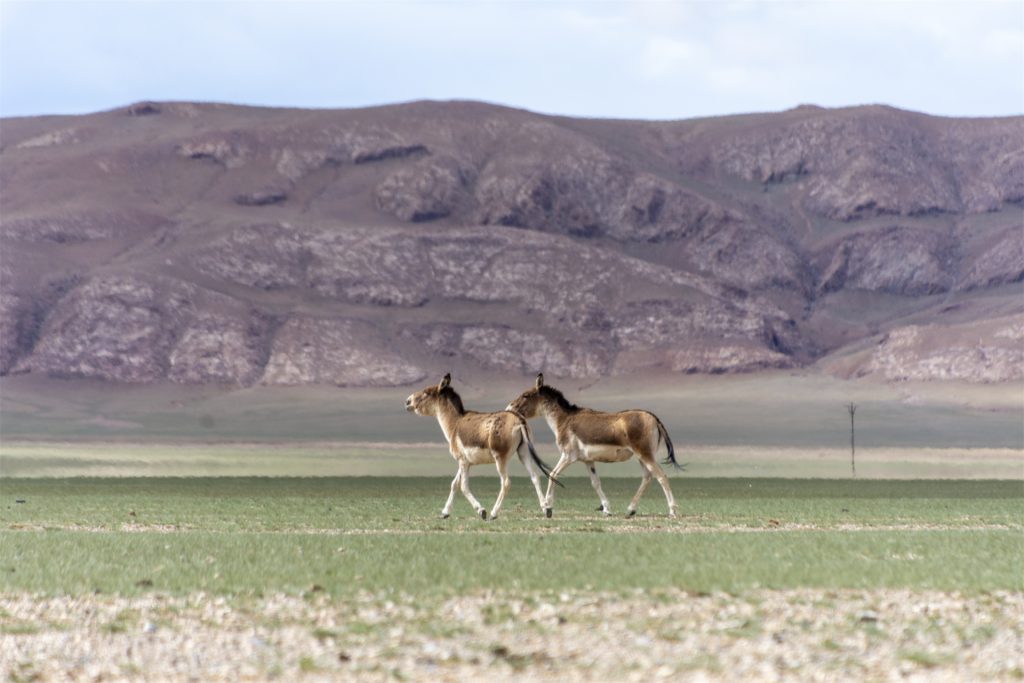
[456,437,494,465]
[581,443,634,463]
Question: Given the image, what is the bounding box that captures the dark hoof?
[480,509,488,520]
[626,509,636,518]
[595,505,605,512]
[440,513,449,519]
[545,508,553,518]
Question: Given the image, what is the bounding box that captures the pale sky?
[1,0,1021,120]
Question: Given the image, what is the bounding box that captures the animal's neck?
[435,401,463,445]
[541,399,573,436]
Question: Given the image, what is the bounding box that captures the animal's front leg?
[441,469,461,519]
[543,452,572,518]
[457,462,488,520]
[489,455,511,520]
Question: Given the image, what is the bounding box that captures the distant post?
[847,403,857,478]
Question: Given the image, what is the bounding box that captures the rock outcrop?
[957,225,1024,292]
[262,317,426,387]
[843,316,1024,383]
[16,275,197,383]
[815,226,955,296]
[14,275,273,385]
[375,156,472,222]
[706,107,1024,221]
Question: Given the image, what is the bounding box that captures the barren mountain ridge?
[1,100,1021,386]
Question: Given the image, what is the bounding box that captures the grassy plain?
[2,477,1022,681]
[2,477,1021,596]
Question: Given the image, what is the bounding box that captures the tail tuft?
[656,417,683,471]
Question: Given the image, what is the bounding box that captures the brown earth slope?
[1,100,1021,387]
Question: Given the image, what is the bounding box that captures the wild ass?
[507,374,681,518]
[405,373,558,520]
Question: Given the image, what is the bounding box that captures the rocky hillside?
[1,100,1021,386]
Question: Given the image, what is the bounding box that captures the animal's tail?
[516,422,564,488]
[654,415,684,471]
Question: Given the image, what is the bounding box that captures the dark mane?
[539,385,580,413]
[439,386,465,415]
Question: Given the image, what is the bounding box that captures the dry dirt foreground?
[3,589,1022,682]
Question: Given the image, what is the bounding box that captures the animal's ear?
[536,373,544,388]
[439,373,451,390]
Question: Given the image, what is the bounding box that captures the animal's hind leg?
[489,455,512,520]
[441,469,461,519]
[626,461,653,518]
[458,462,487,519]
[646,459,678,517]
[587,464,612,515]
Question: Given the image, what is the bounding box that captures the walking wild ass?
[507,374,681,518]
[405,373,558,520]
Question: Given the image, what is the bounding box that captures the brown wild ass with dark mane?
[405,373,559,519]
[507,374,681,518]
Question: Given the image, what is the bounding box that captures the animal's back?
[455,410,520,453]
[569,409,658,446]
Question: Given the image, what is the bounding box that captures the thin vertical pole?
[848,403,857,478]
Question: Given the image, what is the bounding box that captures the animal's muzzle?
[405,397,415,412]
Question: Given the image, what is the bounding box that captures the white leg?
[587,464,612,515]
[543,453,573,518]
[458,462,487,519]
[627,462,653,517]
[441,469,461,518]
[646,460,678,517]
[490,456,512,520]
[519,444,547,512]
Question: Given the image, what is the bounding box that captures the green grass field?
[3,476,1022,681]
[3,477,1021,596]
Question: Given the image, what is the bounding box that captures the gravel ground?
[3,589,1022,682]
[6,522,1018,535]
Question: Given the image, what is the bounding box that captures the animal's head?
[506,373,546,418]
[405,373,460,416]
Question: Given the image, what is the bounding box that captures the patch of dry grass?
[3,590,1021,682]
